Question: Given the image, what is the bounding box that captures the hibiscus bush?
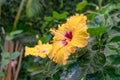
[0,0,120,80]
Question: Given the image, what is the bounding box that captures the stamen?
[50,29,73,40]
[50,29,66,38]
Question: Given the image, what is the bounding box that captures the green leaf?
[59,12,68,20]
[80,77,85,80]
[44,16,53,22]
[107,45,120,54]
[52,11,68,20]
[40,35,51,43]
[112,26,120,32]
[0,72,5,77]
[10,30,23,36]
[6,30,22,40]
[26,0,42,18]
[52,11,60,19]
[0,0,6,6]
[10,52,20,59]
[104,66,120,80]
[115,67,120,75]
[6,35,14,40]
[107,54,120,65]
[117,2,120,6]
[86,13,97,20]
[27,66,42,72]
[4,59,10,65]
[2,59,10,68]
[76,0,88,11]
[109,36,120,42]
[77,52,90,66]
[91,52,106,68]
[53,73,60,80]
[1,52,10,58]
[87,27,107,36]
[87,3,97,7]
[59,0,63,8]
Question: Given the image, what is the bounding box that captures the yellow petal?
[25,46,39,57]
[38,43,52,58]
[25,40,52,58]
[71,25,89,48]
[67,14,87,27]
[48,41,76,65]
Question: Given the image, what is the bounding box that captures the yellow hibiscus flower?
[48,14,89,65]
[25,40,52,58]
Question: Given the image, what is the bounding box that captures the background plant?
[0,0,120,80]
[0,28,24,80]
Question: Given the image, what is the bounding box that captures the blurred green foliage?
[0,0,120,80]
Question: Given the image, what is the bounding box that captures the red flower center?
[64,31,73,40]
[60,31,73,46]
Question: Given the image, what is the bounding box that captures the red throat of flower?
[42,49,46,53]
[61,31,73,46]
[64,31,73,40]
[61,39,68,46]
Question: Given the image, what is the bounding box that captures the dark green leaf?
[107,45,117,50]
[109,36,120,42]
[53,73,60,80]
[87,27,107,36]
[107,54,120,65]
[112,26,120,32]
[107,45,120,53]
[10,52,20,59]
[104,66,120,80]
[86,71,104,80]
[91,53,106,68]
[77,52,90,65]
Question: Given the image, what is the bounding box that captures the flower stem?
[13,0,25,31]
